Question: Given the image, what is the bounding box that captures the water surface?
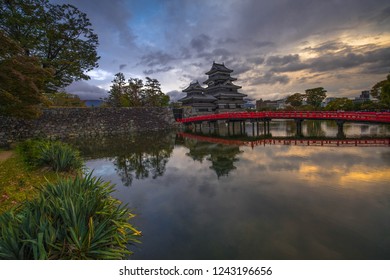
[73,121,390,259]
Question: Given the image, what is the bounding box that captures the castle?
[179,62,246,114]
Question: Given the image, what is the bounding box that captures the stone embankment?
[0,107,177,146]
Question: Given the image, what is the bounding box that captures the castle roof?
[182,81,205,92]
[178,93,217,102]
[205,62,233,75]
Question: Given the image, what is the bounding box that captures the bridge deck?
[178,111,390,124]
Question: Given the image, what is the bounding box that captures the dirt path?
[0,151,13,163]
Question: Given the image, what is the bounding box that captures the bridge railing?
[178,111,390,124]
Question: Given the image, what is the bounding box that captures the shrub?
[0,173,140,260]
[18,140,83,172]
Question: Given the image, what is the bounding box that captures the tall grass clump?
[0,173,140,259]
[17,139,83,172]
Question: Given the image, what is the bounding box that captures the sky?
[53,0,390,101]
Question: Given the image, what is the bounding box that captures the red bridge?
[177,111,390,124]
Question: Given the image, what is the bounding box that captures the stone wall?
[0,107,177,146]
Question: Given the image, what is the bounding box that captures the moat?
[70,120,390,259]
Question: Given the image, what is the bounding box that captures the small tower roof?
[205,62,233,75]
[182,81,205,92]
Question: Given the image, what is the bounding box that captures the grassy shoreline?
[0,150,61,213]
[0,141,140,259]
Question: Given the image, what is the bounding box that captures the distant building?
[178,62,247,115]
[354,90,378,104]
[256,98,286,110]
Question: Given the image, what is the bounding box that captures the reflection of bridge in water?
[178,132,390,148]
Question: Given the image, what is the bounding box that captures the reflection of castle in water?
[180,136,242,178]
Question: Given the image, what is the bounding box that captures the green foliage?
[325,98,355,111]
[18,140,83,172]
[0,173,140,259]
[286,93,304,107]
[0,30,53,119]
[0,0,99,90]
[372,73,390,109]
[45,92,86,107]
[106,72,170,107]
[305,87,327,109]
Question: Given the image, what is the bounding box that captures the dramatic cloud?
[53,0,390,100]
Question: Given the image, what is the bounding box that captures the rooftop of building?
[205,62,233,75]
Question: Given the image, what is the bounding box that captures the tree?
[286,93,304,107]
[106,73,126,107]
[106,73,169,107]
[143,77,169,107]
[325,98,354,111]
[0,0,99,90]
[372,73,390,109]
[45,92,86,107]
[305,87,327,109]
[125,78,143,107]
[0,30,53,118]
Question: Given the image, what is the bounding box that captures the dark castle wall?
[0,107,177,146]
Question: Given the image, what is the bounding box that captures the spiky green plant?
[38,141,83,172]
[0,173,140,260]
[17,140,83,172]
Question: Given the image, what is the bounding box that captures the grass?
[0,152,59,213]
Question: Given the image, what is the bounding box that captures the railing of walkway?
[178,111,390,124]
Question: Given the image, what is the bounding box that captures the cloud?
[143,66,174,75]
[65,81,108,100]
[249,72,290,85]
[86,69,113,81]
[266,54,301,66]
[190,34,212,53]
[139,51,175,67]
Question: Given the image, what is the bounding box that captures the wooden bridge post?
[295,119,303,137]
[336,120,346,139]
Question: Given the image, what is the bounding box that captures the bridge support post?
[263,119,271,135]
[295,119,303,137]
[336,120,346,139]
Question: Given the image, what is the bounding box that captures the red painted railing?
[177,111,390,124]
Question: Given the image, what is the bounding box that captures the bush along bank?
[0,140,140,259]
